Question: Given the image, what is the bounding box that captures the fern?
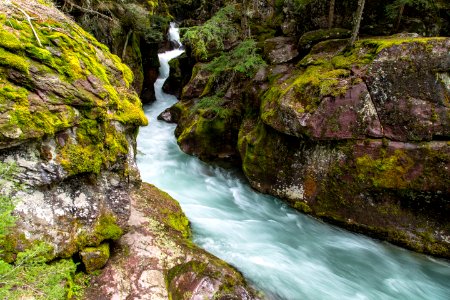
[205,39,266,78]
[182,4,240,60]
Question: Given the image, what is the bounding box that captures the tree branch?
[122,30,133,61]
[14,5,43,47]
[64,0,113,21]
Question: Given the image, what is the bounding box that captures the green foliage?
[0,162,89,299]
[0,162,17,239]
[0,243,82,300]
[182,5,239,60]
[205,39,266,78]
[192,96,232,119]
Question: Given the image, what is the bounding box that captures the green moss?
[110,54,134,87]
[356,150,414,189]
[359,37,446,54]
[94,214,123,241]
[162,209,191,239]
[59,142,103,175]
[166,261,208,299]
[0,83,28,104]
[294,201,312,213]
[76,119,101,145]
[25,45,55,67]
[104,124,129,165]
[0,27,24,51]
[0,47,29,74]
[76,213,123,250]
[298,28,351,49]
[111,94,148,126]
[80,242,110,274]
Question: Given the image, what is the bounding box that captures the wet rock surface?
[172,36,450,257]
[84,183,260,300]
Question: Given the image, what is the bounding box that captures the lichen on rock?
[172,31,450,257]
[83,183,260,300]
[0,0,147,260]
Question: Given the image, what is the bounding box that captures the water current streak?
[136,24,450,300]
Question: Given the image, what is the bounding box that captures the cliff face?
[170,13,450,257]
[0,0,147,258]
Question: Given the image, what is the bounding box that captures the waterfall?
[154,23,184,101]
[168,22,182,49]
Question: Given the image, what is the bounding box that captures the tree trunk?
[349,0,365,47]
[122,30,132,61]
[395,4,405,32]
[328,0,335,29]
[241,0,251,38]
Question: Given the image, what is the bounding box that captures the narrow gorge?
[0,0,449,299]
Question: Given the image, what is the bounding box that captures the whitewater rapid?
[136,25,450,300]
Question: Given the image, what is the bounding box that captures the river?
[136,27,450,300]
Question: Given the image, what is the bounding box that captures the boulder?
[298,28,351,52]
[80,243,110,274]
[84,183,259,299]
[264,36,299,64]
[0,1,147,258]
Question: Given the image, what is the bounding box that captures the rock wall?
[0,0,147,258]
[171,34,450,257]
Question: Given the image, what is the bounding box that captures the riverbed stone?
[84,183,259,299]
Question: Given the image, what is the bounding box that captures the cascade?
[154,23,184,101]
[168,22,182,49]
[136,24,450,300]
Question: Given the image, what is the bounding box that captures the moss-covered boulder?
[80,242,110,274]
[261,37,449,142]
[238,37,450,258]
[84,183,260,299]
[171,39,266,163]
[297,28,351,52]
[0,0,147,259]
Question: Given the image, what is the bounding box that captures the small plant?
[205,39,266,78]
[192,96,233,119]
[182,5,240,60]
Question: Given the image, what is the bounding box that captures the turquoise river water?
[136,45,450,299]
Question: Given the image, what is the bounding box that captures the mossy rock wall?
[238,118,450,257]
[171,32,449,257]
[0,0,147,259]
[237,37,450,258]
